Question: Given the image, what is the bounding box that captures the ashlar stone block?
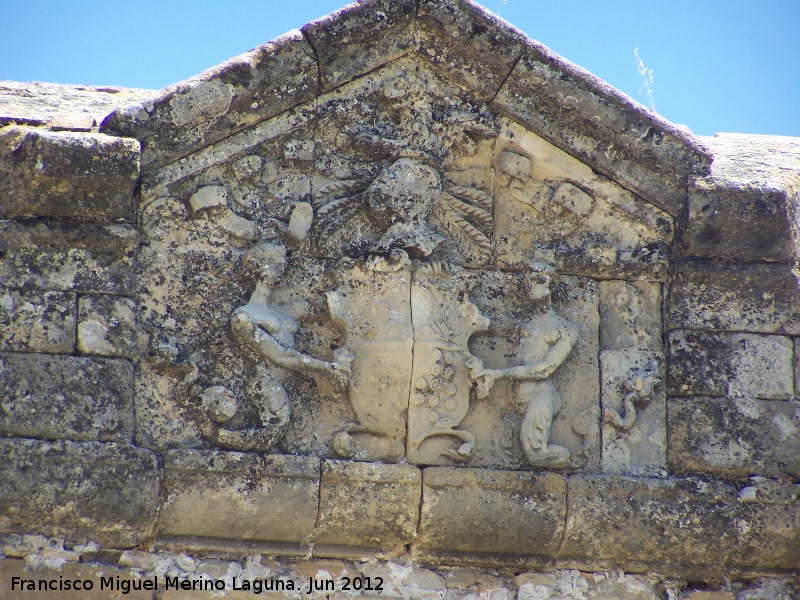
[727,333,794,400]
[600,349,666,476]
[0,289,76,353]
[668,397,800,478]
[668,331,794,400]
[314,460,421,560]
[0,220,139,294]
[560,475,737,576]
[667,330,732,397]
[666,259,800,335]
[0,353,134,443]
[599,281,662,351]
[731,479,800,572]
[157,450,320,556]
[78,295,137,359]
[414,467,566,568]
[0,439,159,548]
[685,177,799,262]
[0,126,139,220]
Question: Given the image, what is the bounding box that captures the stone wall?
[1,0,798,595]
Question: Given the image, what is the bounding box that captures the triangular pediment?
[101,0,710,218]
[130,54,673,280]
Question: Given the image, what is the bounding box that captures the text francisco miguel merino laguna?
[11,573,385,594]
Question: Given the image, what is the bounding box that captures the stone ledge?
[668,397,800,479]
[559,475,800,577]
[666,259,800,335]
[314,460,421,560]
[0,289,76,353]
[732,478,800,572]
[560,475,736,577]
[0,439,159,548]
[0,220,140,294]
[0,126,139,220]
[100,30,317,171]
[0,353,134,443]
[0,81,155,128]
[684,176,800,262]
[413,467,566,568]
[156,450,320,556]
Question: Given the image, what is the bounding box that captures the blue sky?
[1,0,798,137]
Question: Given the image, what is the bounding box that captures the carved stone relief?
[132,55,666,473]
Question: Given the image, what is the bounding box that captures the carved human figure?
[469,263,578,468]
[226,244,350,448]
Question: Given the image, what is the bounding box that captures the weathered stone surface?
[0,220,139,294]
[727,333,794,399]
[49,112,96,132]
[599,281,662,350]
[700,133,800,185]
[683,592,734,600]
[302,0,416,92]
[314,460,421,559]
[0,81,154,127]
[666,259,800,335]
[0,353,134,442]
[668,331,794,399]
[162,590,253,600]
[77,295,137,359]
[732,480,800,572]
[0,289,76,353]
[668,397,800,478]
[796,338,800,399]
[560,475,737,575]
[0,558,152,599]
[79,549,123,566]
[493,120,673,280]
[442,569,504,592]
[414,467,566,567]
[667,330,732,397]
[101,30,317,170]
[416,0,528,101]
[157,451,319,555]
[690,133,800,262]
[308,56,497,268]
[493,46,709,217]
[0,439,159,547]
[600,349,666,476]
[516,571,661,600]
[0,126,139,219]
[684,177,799,262]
